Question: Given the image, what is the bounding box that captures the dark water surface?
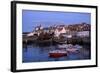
[22,43,90,63]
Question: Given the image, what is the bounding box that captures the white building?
[27,32,35,37]
[35,25,43,31]
[76,31,90,37]
[54,27,66,37]
[63,34,72,38]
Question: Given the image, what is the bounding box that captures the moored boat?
[74,44,82,49]
[66,48,79,53]
[49,50,67,58]
[57,44,73,49]
[66,45,82,53]
[58,44,82,53]
[57,44,67,48]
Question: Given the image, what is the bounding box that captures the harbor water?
[22,43,90,63]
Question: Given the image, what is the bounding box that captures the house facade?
[54,27,66,37]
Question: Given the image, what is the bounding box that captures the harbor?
[23,43,90,62]
[22,23,91,63]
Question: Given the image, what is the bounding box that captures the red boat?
[49,50,67,58]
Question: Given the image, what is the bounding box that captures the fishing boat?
[57,44,73,49]
[74,44,82,49]
[49,50,67,58]
[57,44,68,48]
[66,48,79,53]
[66,45,82,53]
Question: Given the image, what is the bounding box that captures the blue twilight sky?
[22,10,91,32]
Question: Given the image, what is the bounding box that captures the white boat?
[74,45,82,49]
[50,44,82,56]
[64,44,82,53]
[57,44,73,48]
[57,44,67,48]
[66,45,81,53]
[66,48,79,53]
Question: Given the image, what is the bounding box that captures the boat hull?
[49,53,67,58]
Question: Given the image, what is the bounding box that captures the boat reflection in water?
[23,43,91,63]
